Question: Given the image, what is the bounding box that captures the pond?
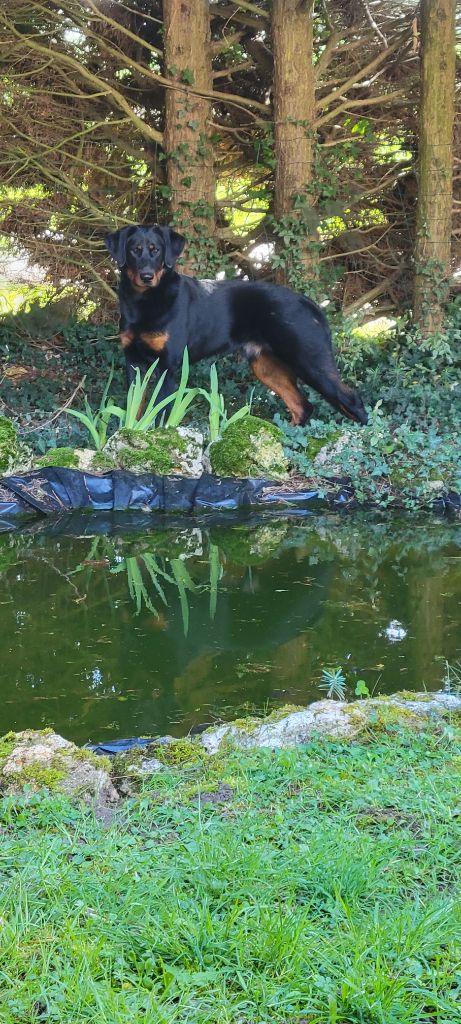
[1,512,460,745]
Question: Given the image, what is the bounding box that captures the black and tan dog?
[104,223,368,426]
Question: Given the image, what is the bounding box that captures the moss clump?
[36,447,79,469]
[209,416,289,478]
[0,416,19,472]
[149,738,204,767]
[106,428,187,475]
[0,731,17,765]
[229,704,306,733]
[90,451,116,472]
[61,745,112,774]
[364,703,424,733]
[19,764,66,790]
[307,430,342,462]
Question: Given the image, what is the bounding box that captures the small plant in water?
[319,666,347,701]
[354,679,370,698]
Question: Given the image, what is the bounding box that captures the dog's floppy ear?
[160,225,186,269]
[104,227,132,268]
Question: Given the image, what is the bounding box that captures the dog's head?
[104,224,186,289]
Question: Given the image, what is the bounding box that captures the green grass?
[1,724,461,1022]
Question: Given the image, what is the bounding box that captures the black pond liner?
[0,467,331,532]
[0,468,458,532]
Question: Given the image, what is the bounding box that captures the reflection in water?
[0,515,460,744]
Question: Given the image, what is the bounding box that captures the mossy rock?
[87,450,116,472]
[312,430,359,473]
[36,447,80,470]
[104,426,203,476]
[210,523,288,565]
[209,415,289,478]
[0,416,19,473]
[0,729,117,803]
[307,429,342,462]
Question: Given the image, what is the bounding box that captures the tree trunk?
[272,0,317,288]
[413,0,456,334]
[163,0,216,273]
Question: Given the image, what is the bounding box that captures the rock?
[209,415,289,478]
[201,701,366,753]
[34,447,116,474]
[103,426,204,476]
[0,416,19,472]
[307,429,342,463]
[313,431,355,472]
[125,757,164,775]
[201,693,461,753]
[0,730,119,805]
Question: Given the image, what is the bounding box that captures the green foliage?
[0,416,18,472]
[106,361,170,432]
[0,305,122,450]
[199,362,251,442]
[278,404,461,510]
[164,349,200,428]
[2,295,461,508]
[65,350,200,447]
[108,349,199,432]
[66,362,116,450]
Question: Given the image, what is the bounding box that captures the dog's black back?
[105,224,368,426]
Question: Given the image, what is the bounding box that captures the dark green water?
[0,513,460,745]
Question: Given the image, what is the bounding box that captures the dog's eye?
[149,246,158,254]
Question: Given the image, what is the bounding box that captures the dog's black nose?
[140,272,153,283]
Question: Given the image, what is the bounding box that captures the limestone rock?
[313,431,355,473]
[0,730,119,805]
[201,701,366,753]
[201,693,461,753]
[103,426,204,477]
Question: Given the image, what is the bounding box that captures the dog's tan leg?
[250,352,311,426]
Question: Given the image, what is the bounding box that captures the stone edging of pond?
[1,692,460,810]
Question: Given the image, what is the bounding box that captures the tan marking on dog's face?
[250,352,307,426]
[139,331,169,352]
[120,329,134,348]
[127,267,164,291]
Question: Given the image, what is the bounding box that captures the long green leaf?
[166,387,201,428]
[67,408,101,449]
[223,405,251,432]
[165,349,191,426]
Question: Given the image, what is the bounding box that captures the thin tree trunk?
[272,0,317,288]
[413,0,456,334]
[163,0,215,273]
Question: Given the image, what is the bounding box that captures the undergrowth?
[1,725,461,1022]
[0,298,460,507]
